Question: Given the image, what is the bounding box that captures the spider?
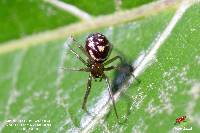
[62,33,125,119]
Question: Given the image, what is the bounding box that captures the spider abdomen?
[85,33,111,63]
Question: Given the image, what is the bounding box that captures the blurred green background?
[0,0,155,43]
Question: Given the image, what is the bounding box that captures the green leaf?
[62,0,116,16]
[121,0,156,10]
[0,1,199,133]
[95,3,200,133]
[0,0,79,43]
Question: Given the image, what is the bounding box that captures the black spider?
[62,33,127,119]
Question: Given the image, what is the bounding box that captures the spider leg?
[105,66,141,83]
[103,56,123,66]
[82,74,92,111]
[103,75,119,119]
[59,67,90,72]
[104,66,119,71]
[70,36,93,60]
[130,73,141,83]
[68,46,88,66]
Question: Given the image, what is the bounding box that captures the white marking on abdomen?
[97,46,105,52]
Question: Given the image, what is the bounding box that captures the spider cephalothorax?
[90,62,104,78]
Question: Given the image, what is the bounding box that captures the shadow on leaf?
[105,49,141,124]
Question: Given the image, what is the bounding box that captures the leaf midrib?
[0,0,181,55]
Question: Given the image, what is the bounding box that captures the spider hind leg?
[82,74,92,111]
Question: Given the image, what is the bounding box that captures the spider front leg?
[103,75,119,119]
[70,36,93,61]
[103,56,123,66]
[69,46,88,66]
[82,74,92,111]
[104,64,141,83]
[104,66,119,71]
[60,67,90,72]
